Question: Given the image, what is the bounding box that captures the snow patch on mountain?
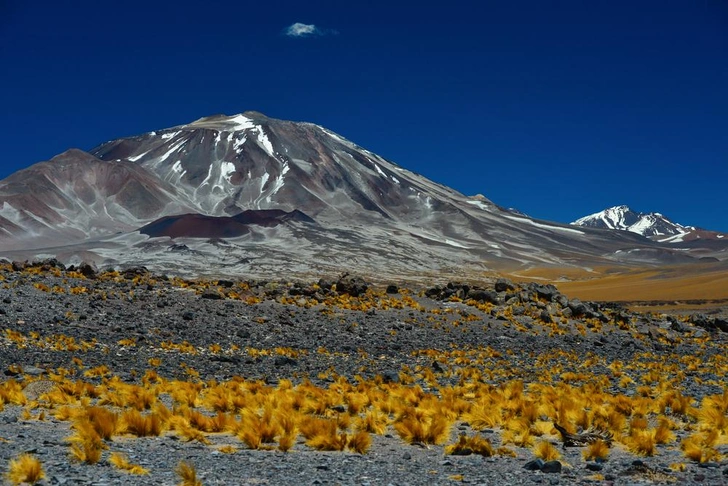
[572,205,690,238]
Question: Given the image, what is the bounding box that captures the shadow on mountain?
[139,209,315,239]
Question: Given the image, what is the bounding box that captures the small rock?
[698,462,719,469]
[274,356,298,367]
[542,461,562,474]
[201,290,224,300]
[586,463,603,472]
[182,312,195,321]
[524,459,545,471]
[402,452,412,460]
[386,285,399,294]
[380,371,399,384]
[23,366,45,376]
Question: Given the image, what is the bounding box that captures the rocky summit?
[1,112,726,279]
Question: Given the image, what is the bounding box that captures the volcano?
[1,112,725,279]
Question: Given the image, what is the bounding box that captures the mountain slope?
[1,113,725,278]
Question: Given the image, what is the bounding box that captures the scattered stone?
[524,459,545,471]
[494,278,516,293]
[380,370,399,384]
[78,261,98,278]
[542,461,562,474]
[201,290,224,300]
[386,285,399,294]
[23,366,46,376]
[335,274,369,297]
[467,289,500,304]
[274,356,297,367]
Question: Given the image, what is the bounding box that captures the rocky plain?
[1,259,727,485]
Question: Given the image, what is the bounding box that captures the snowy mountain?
[1,113,725,278]
[571,205,691,237]
[572,205,726,245]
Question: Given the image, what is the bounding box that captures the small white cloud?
[285,22,320,37]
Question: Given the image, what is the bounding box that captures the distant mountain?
[572,205,726,245]
[572,205,691,237]
[1,113,726,278]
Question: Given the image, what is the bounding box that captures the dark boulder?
[523,459,545,471]
[529,283,559,302]
[336,274,369,297]
[467,289,500,304]
[78,262,98,279]
[201,290,224,300]
[541,460,562,473]
[495,278,516,293]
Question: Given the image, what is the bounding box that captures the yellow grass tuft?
[176,460,202,486]
[109,452,149,475]
[531,420,556,437]
[394,407,452,445]
[533,440,561,461]
[355,409,388,435]
[6,453,45,485]
[86,406,119,440]
[445,434,494,457]
[627,429,656,456]
[654,420,676,445]
[214,445,236,454]
[681,433,722,463]
[302,418,348,451]
[169,416,211,445]
[67,418,106,464]
[121,409,164,437]
[583,439,610,461]
[347,431,372,454]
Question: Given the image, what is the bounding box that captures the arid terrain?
[1,260,727,485]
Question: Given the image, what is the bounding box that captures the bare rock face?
[1,112,725,278]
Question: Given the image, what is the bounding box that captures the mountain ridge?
[572,205,726,245]
[1,113,726,279]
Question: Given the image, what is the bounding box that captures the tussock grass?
[533,440,561,461]
[583,439,610,461]
[176,460,202,486]
[5,454,44,485]
[109,452,149,475]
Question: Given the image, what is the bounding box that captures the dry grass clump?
[176,460,202,486]
[445,434,494,457]
[66,416,107,464]
[120,409,164,437]
[533,440,561,461]
[109,452,149,475]
[394,406,452,445]
[5,454,45,485]
[583,439,610,461]
[680,432,723,463]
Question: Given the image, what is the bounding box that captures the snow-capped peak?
[572,205,690,238]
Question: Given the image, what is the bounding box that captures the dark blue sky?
[1,1,726,230]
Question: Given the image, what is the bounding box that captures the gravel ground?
[1,263,727,485]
